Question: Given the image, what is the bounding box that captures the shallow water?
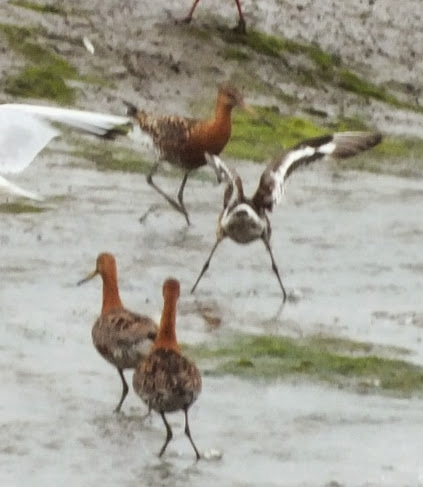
[1,144,423,486]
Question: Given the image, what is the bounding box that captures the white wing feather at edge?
[0,104,132,200]
[0,109,60,174]
[0,175,44,201]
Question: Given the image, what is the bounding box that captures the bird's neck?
[212,102,233,136]
[154,296,180,353]
[101,275,123,315]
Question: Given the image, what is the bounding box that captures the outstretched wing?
[0,104,133,173]
[0,104,132,137]
[0,110,59,175]
[205,153,244,208]
[253,131,382,211]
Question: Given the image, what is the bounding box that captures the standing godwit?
[191,131,383,302]
[78,253,158,413]
[133,278,202,460]
[0,84,247,224]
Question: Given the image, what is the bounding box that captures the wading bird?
[179,0,247,34]
[0,83,246,224]
[191,131,383,302]
[78,253,158,413]
[133,278,202,460]
[124,83,247,224]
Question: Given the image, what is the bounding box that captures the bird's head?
[163,278,180,301]
[77,252,117,285]
[218,83,246,110]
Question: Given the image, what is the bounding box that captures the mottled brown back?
[135,111,207,166]
[92,308,157,370]
[133,348,201,413]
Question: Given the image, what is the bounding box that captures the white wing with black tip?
[253,131,382,212]
[205,153,244,209]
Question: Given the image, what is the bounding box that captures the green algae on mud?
[0,23,107,104]
[225,106,326,161]
[5,66,76,105]
[70,142,151,175]
[222,28,338,74]
[0,202,46,214]
[186,334,423,396]
[0,24,78,104]
[226,106,423,177]
[223,47,250,62]
[9,0,66,15]
[216,27,421,113]
[69,139,215,182]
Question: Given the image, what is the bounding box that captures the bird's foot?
[232,18,247,35]
[175,15,193,25]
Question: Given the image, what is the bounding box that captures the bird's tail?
[123,100,139,118]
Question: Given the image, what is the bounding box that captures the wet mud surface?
[1,0,423,485]
[1,143,423,486]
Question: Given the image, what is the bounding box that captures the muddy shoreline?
[1,1,423,486]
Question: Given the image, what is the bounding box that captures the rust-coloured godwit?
[191,131,383,302]
[133,278,202,460]
[1,86,247,223]
[124,83,247,225]
[78,253,158,413]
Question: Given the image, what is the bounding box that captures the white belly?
[221,204,266,244]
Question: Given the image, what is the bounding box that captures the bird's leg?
[184,407,201,461]
[139,204,161,224]
[159,412,173,458]
[177,171,191,226]
[191,238,223,293]
[143,162,191,224]
[262,236,287,303]
[177,0,201,24]
[114,368,129,413]
[233,0,246,34]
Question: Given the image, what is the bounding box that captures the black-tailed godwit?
[77,253,158,412]
[191,131,383,302]
[0,85,247,224]
[124,83,247,225]
[133,278,202,460]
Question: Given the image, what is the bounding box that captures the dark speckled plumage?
[133,278,202,460]
[92,308,157,371]
[125,84,245,225]
[131,112,201,168]
[133,348,201,414]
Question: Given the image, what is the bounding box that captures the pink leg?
[233,0,246,33]
[178,0,202,24]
